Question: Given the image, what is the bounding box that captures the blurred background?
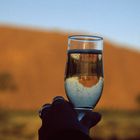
[0,0,140,140]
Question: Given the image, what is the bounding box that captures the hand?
[38,96,101,140]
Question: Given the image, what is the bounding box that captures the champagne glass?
[64,35,104,120]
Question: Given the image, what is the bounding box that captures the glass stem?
[77,110,86,121]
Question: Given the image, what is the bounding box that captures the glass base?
[74,107,93,121]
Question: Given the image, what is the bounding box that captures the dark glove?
[38,96,101,140]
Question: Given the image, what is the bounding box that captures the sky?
[0,0,140,50]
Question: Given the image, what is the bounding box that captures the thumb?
[80,112,101,129]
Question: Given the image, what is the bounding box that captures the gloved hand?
[38,96,101,140]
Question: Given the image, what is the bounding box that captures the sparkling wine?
[65,49,104,110]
